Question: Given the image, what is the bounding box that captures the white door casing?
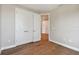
[33,13,41,42]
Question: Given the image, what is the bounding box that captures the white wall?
[50,5,79,51]
[0,5,41,50]
[1,5,15,49]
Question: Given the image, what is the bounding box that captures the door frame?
[40,13,51,41]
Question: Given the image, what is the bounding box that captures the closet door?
[15,8,33,45]
[33,13,41,42]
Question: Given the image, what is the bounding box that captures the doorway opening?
[40,14,49,45]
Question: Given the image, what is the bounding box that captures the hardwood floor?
[1,33,79,55]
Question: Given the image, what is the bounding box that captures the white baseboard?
[1,41,40,50]
[1,39,79,52]
[50,40,79,52]
[15,41,33,46]
[1,42,30,50]
[1,45,16,50]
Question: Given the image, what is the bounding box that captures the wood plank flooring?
[1,33,79,55]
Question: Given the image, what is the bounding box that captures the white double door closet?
[15,8,41,45]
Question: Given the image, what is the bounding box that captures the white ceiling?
[19,4,60,13]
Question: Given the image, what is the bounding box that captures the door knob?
[24,31,29,32]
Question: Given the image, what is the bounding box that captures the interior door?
[33,13,41,42]
[15,8,33,45]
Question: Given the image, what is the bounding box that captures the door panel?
[33,13,41,42]
[15,8,33,45]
